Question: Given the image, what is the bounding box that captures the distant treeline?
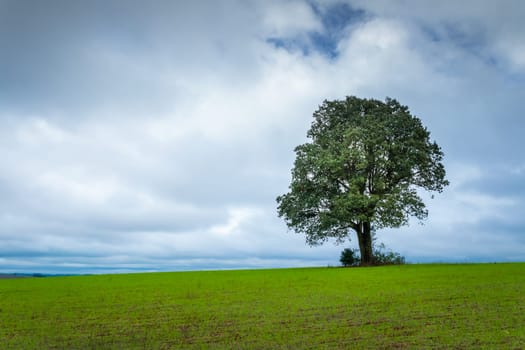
[0,273,82,279]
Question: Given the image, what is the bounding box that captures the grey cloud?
[0,0,262,118]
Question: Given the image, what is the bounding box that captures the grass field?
[1,263,524,349]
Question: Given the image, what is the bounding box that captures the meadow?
[1,263,524,349]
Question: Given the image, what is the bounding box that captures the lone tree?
[277,96,448,265]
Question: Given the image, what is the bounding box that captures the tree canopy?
[276,96,448,264]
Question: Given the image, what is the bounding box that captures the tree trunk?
[356,222,373,265]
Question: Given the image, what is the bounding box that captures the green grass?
[1,263,524,349]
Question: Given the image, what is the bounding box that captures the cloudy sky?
[1,0,524,274]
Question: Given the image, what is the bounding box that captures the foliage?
[277,96,448,264]
[340,242,405,267]
[372,243,406,265]
[1,264,524,349]
[340,248,359,267]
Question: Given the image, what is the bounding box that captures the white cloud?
[495,39,525,71]
[15,118,69,145]
[336,19,415,86]
[348,0,525,74]
[262,0,322,37]
[211,207,262,235]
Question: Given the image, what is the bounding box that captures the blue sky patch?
[266,2,367,59]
